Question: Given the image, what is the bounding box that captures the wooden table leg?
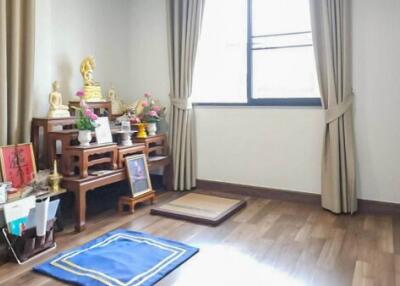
[164,163,173,191]
[43,124,50,169]
[80,153,89,178]
[112,150,118,170]
[74,190,87,232]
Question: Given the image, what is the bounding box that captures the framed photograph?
[125,154,152,197]
[0,143,37,188]
[95,116,113,144]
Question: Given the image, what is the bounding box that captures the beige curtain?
[310,0,356,213]
[0,0,35,146]
[166,0,204,191]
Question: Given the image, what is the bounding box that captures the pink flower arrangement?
[84,108,98,121]
[130,116,141,124]
[73,91,98,130]
[148,110,158,117]
[139,92,166,123]
[152,106,161,112]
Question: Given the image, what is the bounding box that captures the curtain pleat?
[167,0,204,191]
[310,0,356,213]
[0,0,35,146]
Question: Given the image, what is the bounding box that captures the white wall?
[33,0,52,117]
[196,107,324,194]
[352,0,400,203]
[34,0,170,114]
[33,0,132,117]
[128,0,170,108]
[50,0,132,103]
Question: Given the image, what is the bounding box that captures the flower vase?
[146,122,157,136]
[78,130,92,146]
[136,123,147,138]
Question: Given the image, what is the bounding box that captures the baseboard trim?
[197,179,400,215]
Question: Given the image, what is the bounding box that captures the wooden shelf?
[33,119,172,232]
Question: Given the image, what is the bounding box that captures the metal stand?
[2,225,57,265]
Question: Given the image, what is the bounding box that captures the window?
[192,0,320,106]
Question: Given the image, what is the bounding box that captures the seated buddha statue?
[107,83,123,115]
[47,80,70,118]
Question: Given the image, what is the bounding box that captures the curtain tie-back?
[170,97,193,110]
[325,93,354,124]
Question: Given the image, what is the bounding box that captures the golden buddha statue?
[47,80,70,118]
[80,56,104,102]
[107,83,123,115]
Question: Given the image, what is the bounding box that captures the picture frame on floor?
[125,154,152,197]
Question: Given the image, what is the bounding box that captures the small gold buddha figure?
[47,80,70,118]
[108,83,123,115]
[80,56,104,102]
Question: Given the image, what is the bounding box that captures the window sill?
[193,98,322,107]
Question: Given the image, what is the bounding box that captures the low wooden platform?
[118,191,156,213]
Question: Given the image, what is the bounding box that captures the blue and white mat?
[33,229,199,286]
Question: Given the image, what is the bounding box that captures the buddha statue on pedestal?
[107,83,123,115]
[47,81,70,118]
[80,56,104,102]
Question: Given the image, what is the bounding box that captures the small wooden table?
[62,169,127,232]
[65,143,118,178]
[118,191,156,214]
[31,117,76,169]
[135,133,168,159]
[48,130,81,174]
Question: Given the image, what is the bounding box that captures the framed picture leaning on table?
[125,154,152,197]
[0,143,37,188]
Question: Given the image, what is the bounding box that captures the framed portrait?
[125,154,152,197]
[0,143,37,188]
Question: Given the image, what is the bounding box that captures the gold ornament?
[48,160,63,193]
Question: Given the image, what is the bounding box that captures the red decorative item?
[0,144,37,188]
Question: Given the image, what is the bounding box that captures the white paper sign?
[95,117,113,144]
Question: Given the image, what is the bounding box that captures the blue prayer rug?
[33,229,199,286]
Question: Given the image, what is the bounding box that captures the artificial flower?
[148,110,158,117]
[152,106,161,112]
[89,113,98,121]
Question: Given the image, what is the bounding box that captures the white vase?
[78,130,92,147]
[146,122,157,136]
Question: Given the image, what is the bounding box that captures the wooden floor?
[1,190,399,286]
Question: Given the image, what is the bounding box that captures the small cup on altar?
[121,121,131,132]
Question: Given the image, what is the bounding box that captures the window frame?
[194,0,322,107]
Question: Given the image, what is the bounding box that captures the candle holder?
[48,160,63,193]
[115,130,137,146]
